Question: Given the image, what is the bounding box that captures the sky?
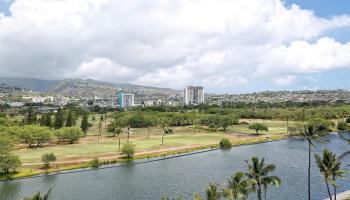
[0,0,350,94]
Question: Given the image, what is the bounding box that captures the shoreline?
[324,190,350,200]
[0,135,287,182]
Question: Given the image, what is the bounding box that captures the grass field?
[14,120,289,164]
[229,119,300,134]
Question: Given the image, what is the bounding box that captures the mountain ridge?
[0,77,181,98]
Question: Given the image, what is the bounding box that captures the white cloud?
[0,0,350,91]
[273,75,296,86]
[71,58,137,82]
[257,38,350,76]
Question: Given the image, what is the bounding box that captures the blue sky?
[0,0,350,94]
[264,0,350,93]
[285,0,350,17]
[0,0,12,16]
[285,0,350,43]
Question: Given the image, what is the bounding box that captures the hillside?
[49,79,181,98]
[0,77,181,98]
[0,77,58,92]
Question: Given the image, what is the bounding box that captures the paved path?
[324,190,350,200]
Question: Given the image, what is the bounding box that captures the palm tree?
[301,123,326,200]
[98,120,102,142]
[114,127,123,151]
[315,149,346,200]
[127,125,131,143]
[24,189,51,200]
[206,183,221,200]
[223,171,250,200]
[245,157,281,200]
[162,127,173,145]
[91,115,96,131]
[338,131,350,159]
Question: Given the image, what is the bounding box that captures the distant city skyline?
[0,0,350,93]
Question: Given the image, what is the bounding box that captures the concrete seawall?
[324,190,350,200]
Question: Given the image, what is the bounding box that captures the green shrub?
[121,143,135,159]
[56,127,83,144]
[219,138,232,149]
[0,155,21,174]
[248,123,268,135]
[41,153,56,168]
[337,121,348,131]
[90,158,100,169]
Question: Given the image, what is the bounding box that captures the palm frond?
[339,150,350,160]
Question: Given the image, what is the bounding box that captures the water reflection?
[0,181,21,200]
[1,135,350,200]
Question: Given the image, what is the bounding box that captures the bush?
[240,121,249,125]
[56,127,83,144]
[248,123,268,135]
[346,117,350,124]
[308,118,334,132]
[90,158,100,169]
[0,155,21,174]
[41,153,57,168]
[219,138,232,149]
[337,121,348,131]
[121,143,135,159]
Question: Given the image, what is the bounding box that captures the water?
[1,134,350,200]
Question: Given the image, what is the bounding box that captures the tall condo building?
[183,86,204,105]
[118,92,135,110]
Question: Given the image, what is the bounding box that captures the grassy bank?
[1,131,287,181]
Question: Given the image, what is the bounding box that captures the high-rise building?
[183,86,204,105]
[118,92,135,110]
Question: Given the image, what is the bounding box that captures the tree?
[221,116,234,131]
[121,143,135,159]
[315,149,346,200]
[162,127,173,145]
[40,113,52,127]
[346,116,350,124]
[207,115,221,131]
[0,135,15,154]
[0,136,21,174]
[65,110,75,127]
[23,189,51,200]
[41,153,57,169]
[301,123,327,200]
[19,126,52,147]
[337,121,348,131]
[54,108,64,129]
[98,119,103,142]
[223,171,251,200]
[56,127,83,144]
[81,112,89,134]
[245,157,281,200]
[248,123,268,135]
[91,115,96,131]
[24,105,37,125]
[0,155,21,174]
[206,183,221,200]
[115,127,123,151]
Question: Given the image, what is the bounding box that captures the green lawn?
[14,132,237,163]
[14,119,290,164]
[229,119,299,134]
